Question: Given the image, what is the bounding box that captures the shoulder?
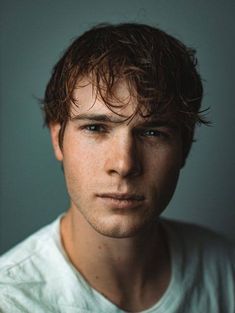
[0,215,66,311]
[162,218,235,279]
[0,214,93,312]
[160,219,235,312]
[163,219,234,308]
[0,215,64,285]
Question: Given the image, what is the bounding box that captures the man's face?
[51,79,183,238]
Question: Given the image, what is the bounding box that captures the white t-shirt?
[0,215,234,313]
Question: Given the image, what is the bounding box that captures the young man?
[0,23,234,312]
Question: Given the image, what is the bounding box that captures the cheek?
[148,144,182,173]
[62,141,103,188]
[62,154,91,205]
[147,147,182,193]
[161,157,181,190]
[147,158,181,214]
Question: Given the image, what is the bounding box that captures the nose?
[104,132,142,178]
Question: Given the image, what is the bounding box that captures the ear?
[50,123,64,161]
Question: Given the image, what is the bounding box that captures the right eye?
[82,124,107,133]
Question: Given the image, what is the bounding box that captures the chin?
[89,214,158,239]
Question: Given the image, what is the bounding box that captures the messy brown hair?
[43,23,208,162]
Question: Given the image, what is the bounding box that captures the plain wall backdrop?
[0,0,235,254]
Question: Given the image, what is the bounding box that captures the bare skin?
[61,207,171,311]
[50,79,182,311]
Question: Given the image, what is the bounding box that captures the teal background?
[1,0,235,253]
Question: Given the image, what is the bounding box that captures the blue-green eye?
[84,124,106,132]
[85,124,104,132]
[142,129,163,137]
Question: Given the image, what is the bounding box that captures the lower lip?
[97,197,144,209]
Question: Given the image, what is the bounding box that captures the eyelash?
[139,129,166,138]
[82,124,107,132]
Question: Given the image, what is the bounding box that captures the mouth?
[96,193,145,209]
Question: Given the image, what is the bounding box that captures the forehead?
[71,77,140,121]
[70,77,179,127]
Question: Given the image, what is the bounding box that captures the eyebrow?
[138,119,177,127]
[71,113,130,123]
[71,113,178,128]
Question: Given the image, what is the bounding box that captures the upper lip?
[97,193,145,201]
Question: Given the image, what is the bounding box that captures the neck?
[61,207,171,311]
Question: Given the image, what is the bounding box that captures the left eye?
[141,129,163,137]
